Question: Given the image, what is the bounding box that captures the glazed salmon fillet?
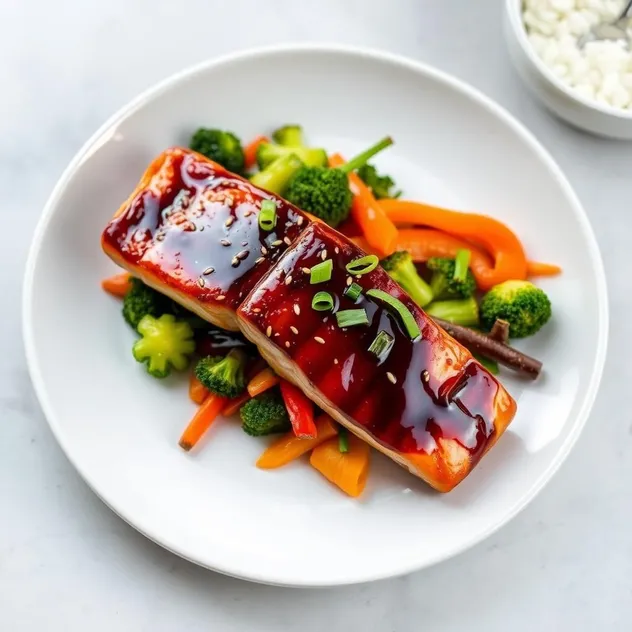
[102,148,517,492]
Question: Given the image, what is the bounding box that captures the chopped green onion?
[344,282,363,302]
[368,330,395,361]
[345,254,379,276]
[453,249,471,282]
[366,289,421,341]
[336,308,368,328]
[312,291,334,312]
[338,427,349,453]
[258,199,277,231]
[310,259,333,284]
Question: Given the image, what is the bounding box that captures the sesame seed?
[285,341,290,348]
[225,217,235,227]
[252,308,261,313]
[242,240,248,246]
[244,209,253,217]
[216,295,226,301]
[290,326,299,334]
[422,370,430,383]
[236,249,249,260]
[274,332,280,337]
[255,256,265,264]
[220,238,231,247]
[266,326,272,337]
[285,275,293,285]
[231,256,240,267]
[203,266,215,275]
[272,239,283,247]
[386,372,397,384]
[334,247,340,254]
[261,246,268,255]
[197,277,205,288]
[346,276,353,286]
[356,275,362,280]
[334,358,339,365]
[321,250,327,260]
[302,267,311,275]
[293,304,300,315]
[284,236,292,246]
[297,216,304,226]
[314,336,325,344]
[156,233,165,241]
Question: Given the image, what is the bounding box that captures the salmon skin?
[102,147,517,492]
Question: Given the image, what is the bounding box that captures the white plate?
[23,45,608,586]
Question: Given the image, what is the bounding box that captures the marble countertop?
[1,0,630,629]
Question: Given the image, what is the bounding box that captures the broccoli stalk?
[427,250,477,300]
[480,280,552,338]
[257,143,327,170]
[381,251,433,307]
[272,125,303,146]
[425,297,479,327]
[195,349,248,399]
[240,390,291,436]
[190,128,245,175]
[132,314,196,378]
[284,136,393,227]
[249,152,304,194]
[357,164,401,199]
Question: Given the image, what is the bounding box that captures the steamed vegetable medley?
[101,124,559,497]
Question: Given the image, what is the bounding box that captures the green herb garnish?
[258,199,277,231]
[310,259,333,284]
[366,289,420,340]
[338,427,349,453]
[368,330,395,361]
[312,291,334,312]
[344,282,363,302]
[345,254,379,276]
[336,308,368,328]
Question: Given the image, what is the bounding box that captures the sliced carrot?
[178,393,227,451]
[256,415,338,469]
[188,373,209,405]
[329,153,398,257]
[244,135,270,170]
[101,272,132,298]
[310,433,371,498]
[247,367,279,397]
[527,260,562,277]
[222,391,251,417]
[379,199,528,290]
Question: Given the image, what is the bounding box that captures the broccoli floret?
[271,124,303,146]
[194,349,247,399]
[285,136,393,227]
[249,152,304,194]
[480,280,551,338]
[427,251,477,300]
[122,278,172,329]
[425,297,479,326]
[257,143,327,170]
[132,314,195,378]
[381,250,433,307]
[190,128,245,175]
[357,164,401,199]
[240,391,291,436]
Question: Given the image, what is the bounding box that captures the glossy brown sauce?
[102,148,308,311]
[239,223,503,460]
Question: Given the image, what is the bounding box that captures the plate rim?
[22,43,609,586]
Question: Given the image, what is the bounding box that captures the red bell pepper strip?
[279,380,317,439]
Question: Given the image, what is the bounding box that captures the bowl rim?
[22,43,609,586]
[505,0,632,121]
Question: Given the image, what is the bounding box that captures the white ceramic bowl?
[23,44,608,586]
[504,0,632,139]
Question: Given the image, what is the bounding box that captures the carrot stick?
[101,272,132,298]
[310,434,371,498]
[222,391,251,417]
[178,393,227,451]
[527,261,562,277]
[329,153,398,257]
[379,199,527,290]
[244,135,270,170]
[256,415,339,469]
[247,367,279,397]
[188,373,209,405]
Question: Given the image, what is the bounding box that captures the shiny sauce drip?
[240,223,502,460]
